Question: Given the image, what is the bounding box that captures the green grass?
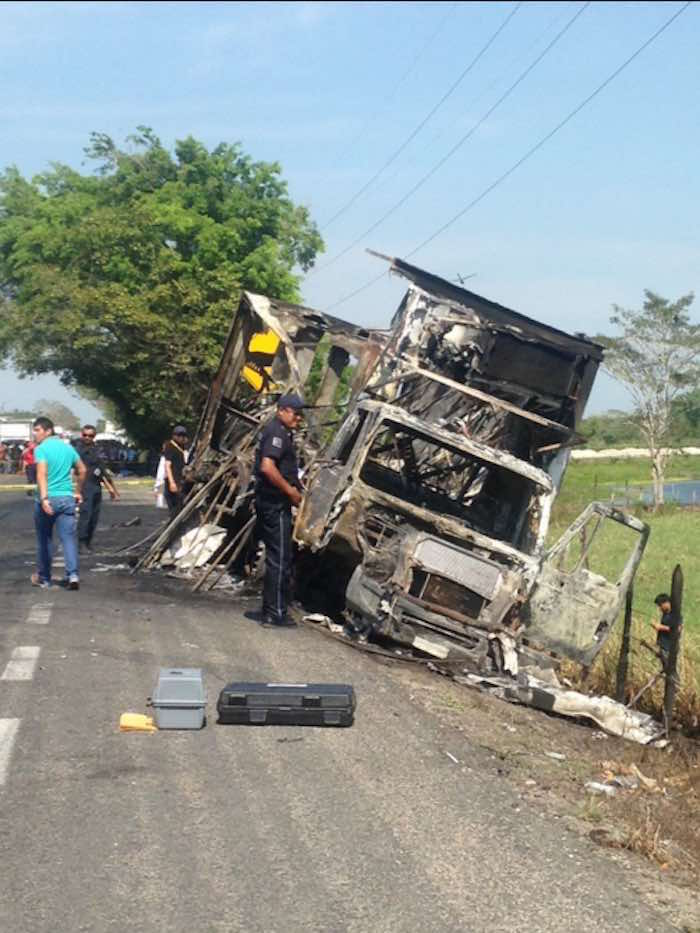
[549,455,700,633]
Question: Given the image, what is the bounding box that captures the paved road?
[0,490,674,932]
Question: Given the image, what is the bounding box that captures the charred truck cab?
[295,400,553,664]
[295,255,649,673]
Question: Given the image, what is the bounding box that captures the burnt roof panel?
[367,251,605,361]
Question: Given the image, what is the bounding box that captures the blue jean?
[34,496,79,583]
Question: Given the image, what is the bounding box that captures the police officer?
[74,424,120,552]
[254,394,305,627]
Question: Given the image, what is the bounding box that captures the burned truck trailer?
[138,289,386,581]
[294,256,649,672]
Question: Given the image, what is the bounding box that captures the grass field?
[549,454,700,633]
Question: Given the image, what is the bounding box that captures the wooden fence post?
[616,585,634,703]
[663,564,683,736]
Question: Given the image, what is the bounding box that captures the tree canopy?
[600,290,700,508]
[33,399,80,431]
[0,128,323,444]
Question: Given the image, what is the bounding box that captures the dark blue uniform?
[255,417,300,624]
[74,440,107,549]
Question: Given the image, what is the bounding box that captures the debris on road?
[165,523,227,570]
[303,613,345,634]
[112,516,142,528]
[455,671,667,745]
[90,563,130,572]
[585,781,618,798]
[600,761,660,793]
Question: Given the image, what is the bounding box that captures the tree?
[0,129,323,446]
[33,399,80,431]
[73,384,122,429]
[673,386,700,440]
[579,410,644,449]
[600,290,700,509]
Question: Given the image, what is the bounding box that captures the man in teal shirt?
[32,417,87,589]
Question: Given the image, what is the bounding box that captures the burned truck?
[294,255,649,673]
[140,256,648,677]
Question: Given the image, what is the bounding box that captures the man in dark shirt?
[163,426,188,518]
[254,394,304,627]
[74,424,120,552]
[651,593,683,660]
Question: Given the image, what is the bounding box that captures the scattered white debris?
[489,632,519,676]
[90,563,129,572]
[454,672,667,745]
[172,524,227,569]
[600,761,659,793]
[608,775,639,790]
[585,781,617,797]
[303,613,345,635]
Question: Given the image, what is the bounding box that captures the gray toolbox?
[149,668,206,729]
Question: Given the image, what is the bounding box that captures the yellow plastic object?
[119,713,158,733]
[242,329,280,392]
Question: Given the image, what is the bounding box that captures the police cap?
[277,393,305,411]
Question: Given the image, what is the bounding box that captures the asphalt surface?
[0,487,676,932]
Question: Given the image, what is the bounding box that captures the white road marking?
[27,604,52,625]
[0,719,21,786]
[1,646,41,681]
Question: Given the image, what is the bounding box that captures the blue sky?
[1,0,698,422]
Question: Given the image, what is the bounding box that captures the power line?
[318,1,523,234]
[315,2,590,276]
[329,2,460,171]
[416,2,579,166]
[407,1,693,258]
[327,1,693,312]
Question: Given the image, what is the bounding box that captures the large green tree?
[600,290,700,509]
[0,128,323,444]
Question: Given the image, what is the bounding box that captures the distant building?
[0,420,33,442]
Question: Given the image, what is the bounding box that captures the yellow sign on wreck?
[242,329,281,392]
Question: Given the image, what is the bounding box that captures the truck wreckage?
[137,254,659,743]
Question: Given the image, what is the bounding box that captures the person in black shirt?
[163,426,188,519]
[254,394,304,627]
[74,424,120,552]
[651,593,683,661]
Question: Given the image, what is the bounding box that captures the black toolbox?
[217,682,355,727]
